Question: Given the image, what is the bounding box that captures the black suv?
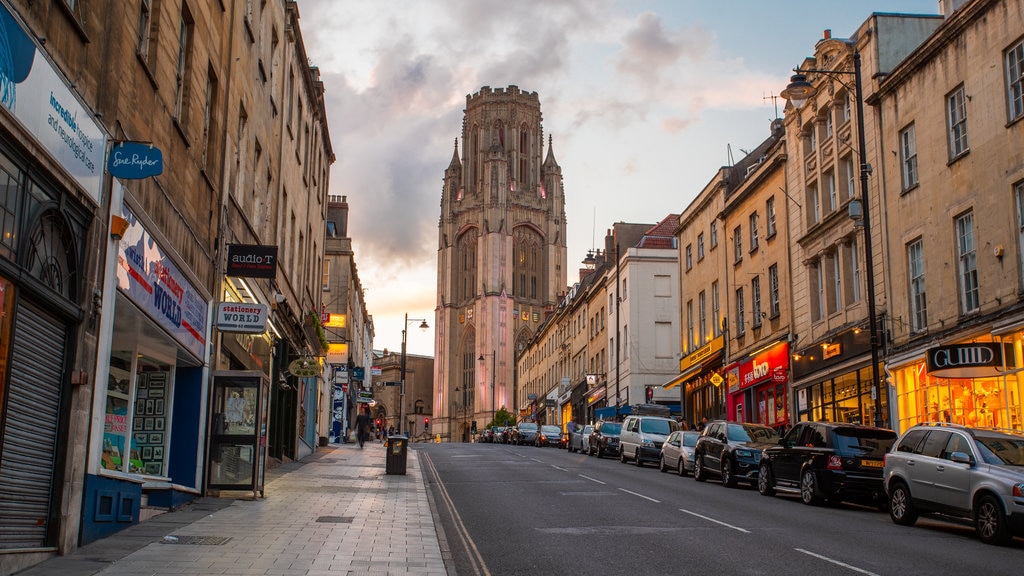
[693,421,779,487]
[588,420,622,458]
[758,421,896,507]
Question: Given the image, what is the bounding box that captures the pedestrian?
[354,407,371,449]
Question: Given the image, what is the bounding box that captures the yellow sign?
[322,313,347,328]
[710,373,724,387]
[681,335,725,371]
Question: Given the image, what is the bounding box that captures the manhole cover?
[317,516,354,523]
[162,535,232,545]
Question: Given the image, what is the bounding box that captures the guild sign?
[288,358,321,378]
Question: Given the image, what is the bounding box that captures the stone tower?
[435,86,567,441]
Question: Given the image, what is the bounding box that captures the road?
[418,442,1023,576]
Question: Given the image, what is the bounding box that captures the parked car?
[883,422,1024,545]
[758,421,896,507]
[513,422,539,445]
[619,415,681,467]
[660,430,700,476]
[589,421,622,458]
[568,424,594,453]
[537,425,566,447]
[693,421,778,487]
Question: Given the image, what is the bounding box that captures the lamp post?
[781,45,884,427]
[478,351,496,422]
[400,313,429,436]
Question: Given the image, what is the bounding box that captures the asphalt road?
[418,442,1024,576]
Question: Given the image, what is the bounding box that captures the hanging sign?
[288,357,321,377]
[226,244,279,278]
[108,141,164,178]
[926,342,1015,378]
[215,302,268,333]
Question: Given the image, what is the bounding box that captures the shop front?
[791,327,888,428]
[84,199,211,544]
[584,374,607,423]
[662,336,725,424]
[727,341,790,429]
[890,334,1023,434]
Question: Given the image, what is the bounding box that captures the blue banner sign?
[108,141,164,178]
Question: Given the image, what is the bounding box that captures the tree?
[487,406,517,429]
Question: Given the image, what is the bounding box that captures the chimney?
[338,195,349,237]
[823,29,831,40]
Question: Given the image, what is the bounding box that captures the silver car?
[659,430,699,476]
[883,422,1024,545]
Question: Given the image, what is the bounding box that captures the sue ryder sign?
[108,142,164,179]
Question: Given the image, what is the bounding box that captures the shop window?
[102,354,173,476]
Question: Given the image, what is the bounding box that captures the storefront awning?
[661,357,714,390]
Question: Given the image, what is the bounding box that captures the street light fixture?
[478,351,496,421]
[400,313,429,436]
[781,44,884,428]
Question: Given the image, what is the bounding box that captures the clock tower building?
[435,86,567,441]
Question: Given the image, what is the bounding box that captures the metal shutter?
[0,302,66,549]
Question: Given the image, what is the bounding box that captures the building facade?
[435,86,567,441]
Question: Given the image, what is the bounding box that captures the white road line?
[530,458,545,463]
[578,474,606,485]
[678,508,750,533]
[794,549,879,576]
[550,465,569,471]
[618,488,660,503]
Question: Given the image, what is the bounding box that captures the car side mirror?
[778,437,786,446]
[950,451,973,465]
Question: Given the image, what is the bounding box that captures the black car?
[693,421,779,487]
[758,421,896,507]
[588,421,622,458]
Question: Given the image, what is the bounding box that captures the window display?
[102,354,172,476]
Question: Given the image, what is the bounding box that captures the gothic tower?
[435,86,567,441]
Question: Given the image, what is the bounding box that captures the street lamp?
[400,313,429,436]
[478,351,495,421]
[781,44,884,427]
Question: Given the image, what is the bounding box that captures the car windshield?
[600,423,622,434]
[974,433,1024,465]
[834,428,897,457]
[682,431,700,447]
[518,423,538,432]
[728,423,779,443]
[640,418,680,434]
[583,426,594,434]
[541,426,561,435]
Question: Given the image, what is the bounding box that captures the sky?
[297,0,942,357]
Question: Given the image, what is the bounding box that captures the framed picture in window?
[154,399,164,415]
[145,399,154,415]
[142,446,152,459]
[152,446,163,460]
[144,462,162,475]
[134,417,144,431]
[136,399,146,414]
[144,418,154,431]
[149,432,163,444]
[134,432,148,445]
[154,418,165,431]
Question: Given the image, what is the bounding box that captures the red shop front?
[727,341,790,429]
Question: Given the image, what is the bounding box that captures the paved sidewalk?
[18,441,448,576]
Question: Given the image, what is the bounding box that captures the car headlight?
[734,449,753,459]
[1013,483,1024,498]
[641,439,655,448]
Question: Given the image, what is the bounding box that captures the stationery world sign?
[115,204,209,360]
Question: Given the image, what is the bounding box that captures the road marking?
[678,508,750,533]
[578,474,606,485]
[618,488,660,503]
[550,465,569,471]
[422,452,491,576]
[794,549,878,576]
[530,458,545,463]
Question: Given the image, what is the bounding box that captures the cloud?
[612,12,712,85]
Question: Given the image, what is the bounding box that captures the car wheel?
[800,469,822,505]
[620,449,627,463]
[975,494,1013,545]
[888,481,918,526]
[635,449,644,467]
[678,458,686,477]
[693,454,707,482]
[757,462,775,496]
[721,458,736,488]
[659,456,669,473]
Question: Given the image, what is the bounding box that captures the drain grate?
[316,516,354,524]
[162,535,232,545]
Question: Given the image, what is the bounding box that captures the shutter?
[0,302,66,549]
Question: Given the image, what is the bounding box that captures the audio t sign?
[226,244,278,279]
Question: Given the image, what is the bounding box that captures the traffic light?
[375,418,381,428]
[471,420,478,434]
[424,417,430,432]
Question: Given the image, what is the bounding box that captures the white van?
[619,415,681,467]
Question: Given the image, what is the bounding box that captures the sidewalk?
[17,440,448,576]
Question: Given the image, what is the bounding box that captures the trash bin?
[385,435,408,475]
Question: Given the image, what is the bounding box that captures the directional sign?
[356,390,374,403]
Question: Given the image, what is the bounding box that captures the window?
[710,221,718,248]
[826,171,837,212]
[687,300,694,350]
[712,281,720,336]
[947,86,969,159]
[900,124,918,190]
[1016,182,1024,286]
[850,236,862,303]
[807,127,817,153]
[812,262,825,321]
[699,291,707,342]
[733,226,743,262]
[956,211,979,313]
[685,244,692,271]
[908,239,927,331]
[137,0,161,68]
[807,184,820,225]
[654,275,671,297]
[173,6,195,126]
[751,276,762,327]
[201,67,218,173]
[609,293,614,314]
[844,157,856,199]
[766,197,776,238]
[749,213,759,252]
[1007,39,1024,122]
[322,259,331,291]
[768,264,779,317]
[831,252,842,313]
[623,325,628,359]
[825,109,834,137]
[842,93,851,122]
[735,287,745,336]
[697,233,705,260]
[622,279,627,301]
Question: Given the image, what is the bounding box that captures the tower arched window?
[454,231,477,304]
[513,227,543,303]
[519,124,528,183]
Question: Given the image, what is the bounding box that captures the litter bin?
[385,435,408,475]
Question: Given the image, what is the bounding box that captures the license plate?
[860,459,883,468]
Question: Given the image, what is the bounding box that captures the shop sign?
[356,390,374,403]
[681,335,725,371]
[586,386,606,405]
[288,357,321,377]
[108,141,163,179]
[115,200,207,360]
[0,3,104,204]
[215,302,267,333]
[737,342,789,392]
[225,244,278,279]
[926,342,1015,379]
[772,367,788,383]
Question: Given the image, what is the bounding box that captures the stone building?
[434,86,567,441]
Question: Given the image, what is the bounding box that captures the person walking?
[354,407,371,449]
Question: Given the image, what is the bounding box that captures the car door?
[772,423,809,488]
[930,430,975,513]
[703,422,726,472]
[664,431,682,467]
[909,429,952,506]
